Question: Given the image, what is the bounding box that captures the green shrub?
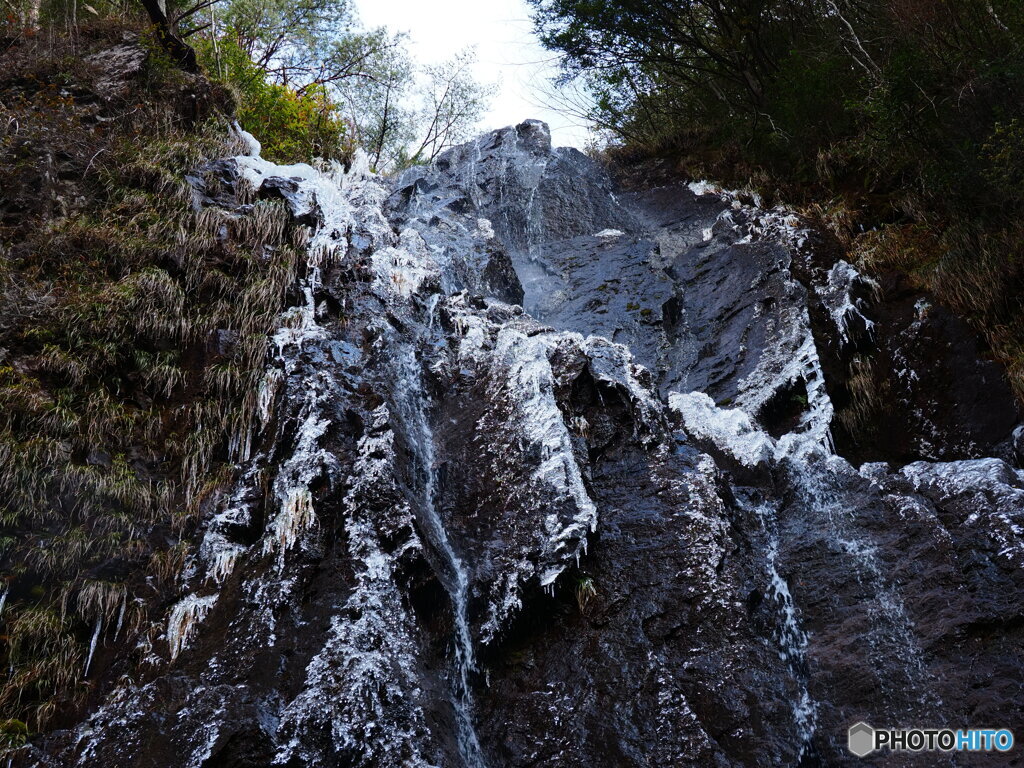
[0,719,28,750]
[196,37,352,163]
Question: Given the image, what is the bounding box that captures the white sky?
[352,0,592,148]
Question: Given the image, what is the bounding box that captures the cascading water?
[746,497,818,758]
[387,335,488,768]
[782,444,936,715]
[33,121,1024,768]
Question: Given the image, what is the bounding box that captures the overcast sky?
[352,0,592,148]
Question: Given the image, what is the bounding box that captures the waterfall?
[783,445,937,713]
[55,121,1024,768]
[389,329,488,768]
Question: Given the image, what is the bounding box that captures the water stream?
[389,338,488,768]
[748,498,818,758]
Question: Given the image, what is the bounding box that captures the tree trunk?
[24,0,42,29]
[138,0,199,73]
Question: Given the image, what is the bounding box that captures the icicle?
[426,293,440,328]
[210,544,243,585]
[83,617,102,678]
[263,487,317,561]
[228,420,253,463]
[167,594,218,661]
[257,368,284,428]
[113,597,126,642]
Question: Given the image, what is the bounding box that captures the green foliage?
[0,719,28,750]
[983,120,1024,196]
[574,575,596,613]
[196,36,351,162]
[218,0,356,71]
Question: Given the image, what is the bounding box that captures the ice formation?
[54,121,1024,768]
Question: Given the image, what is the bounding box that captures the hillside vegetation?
[532,0,1024,396]
[0,20,311,740]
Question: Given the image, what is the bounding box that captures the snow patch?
[231,121,261,157]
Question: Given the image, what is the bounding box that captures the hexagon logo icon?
[848,721,875,757]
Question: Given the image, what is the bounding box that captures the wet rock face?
[27,122,1024,768]
[829,284,1020,464]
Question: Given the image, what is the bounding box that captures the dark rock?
[32,122,1024,768]
[831,286,1020,463]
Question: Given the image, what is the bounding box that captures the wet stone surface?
[26,122,1024,768]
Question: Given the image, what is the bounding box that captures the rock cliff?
[24,120,1024,768]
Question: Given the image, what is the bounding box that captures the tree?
[329,45,494,171]
[529,0,811,124]
[336,35,417,170]
[186,0,494,169]
[218,0,400,94]
[139,0,200,72]
[410,49,495,164]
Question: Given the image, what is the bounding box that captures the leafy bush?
[196,36,352,163]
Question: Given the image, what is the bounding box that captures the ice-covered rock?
[31,121,1023,768]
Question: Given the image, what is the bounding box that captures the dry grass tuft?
[0,23,306,733]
